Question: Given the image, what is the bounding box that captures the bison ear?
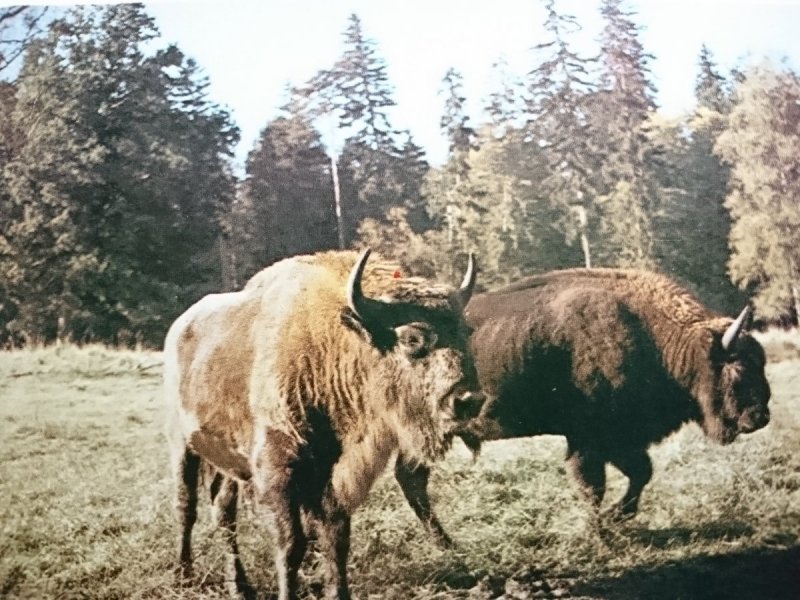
[340,307,371,340]
[340,308,395,352]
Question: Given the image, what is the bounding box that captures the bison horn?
[347,248,381,324]
[721,305,752,351]
[457,253,477,305]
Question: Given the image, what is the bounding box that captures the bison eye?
[396,323,437,359]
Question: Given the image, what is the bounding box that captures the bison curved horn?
[457,253,477,306]
[347,248,381,324]
[721,305,752,351]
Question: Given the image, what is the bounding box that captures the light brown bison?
[395,268,771,546]
[164,249,484,599]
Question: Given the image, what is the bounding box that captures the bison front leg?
[394,458,453,548]
[607,449,653,521]
[262,495,307,600]
[316,505,352,600]
[565,442,606,511]
[255,437,308,600]
[211,475,253,599]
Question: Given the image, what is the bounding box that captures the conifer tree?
[589,0,659,268]
[302,14,428,246]
[440,67,475,180]
[237,106,338,279]
[485,57,526,135]
[0,4,238,344]
[526,0,597,267]
[651,47,741,313]
[695,44,731,113]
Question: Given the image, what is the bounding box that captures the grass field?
[1,334,799,599]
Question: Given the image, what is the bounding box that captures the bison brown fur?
[164,249,483,599]
[396,268,771,546]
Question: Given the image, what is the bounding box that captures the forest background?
[1,1,799,347]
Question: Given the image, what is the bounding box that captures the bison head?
[701,306,771,445]
[344,249,484,463]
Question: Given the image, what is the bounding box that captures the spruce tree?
[589,0,659,268]
[302,14,428,246]
[526,0,597,268]
[651,47,741,313]
[695,44,731,113]
[237,107,338,279]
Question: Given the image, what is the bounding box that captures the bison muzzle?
[164,249,484,599]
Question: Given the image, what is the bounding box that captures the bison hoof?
[224,580,255,600]
[601,504,637,524]
[174,563,194,587]
[436,532,456,550]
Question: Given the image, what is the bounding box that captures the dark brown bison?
[164,249,484,600]
[395,268,771,546]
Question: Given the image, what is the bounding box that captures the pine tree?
[308,14,397,151]
[485,57,526,135]
[440,67,475,179]
[651,47,741,313]
[695,44,731,113]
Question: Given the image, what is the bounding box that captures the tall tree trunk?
[218,235,238,291]
[574,204,592,268]
[789,260,800,328]
[331,155,345,249]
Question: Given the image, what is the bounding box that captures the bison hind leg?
[605,450,653,522]
[566,442,607,511]
[212,476,254,599]
[172,447,201,582]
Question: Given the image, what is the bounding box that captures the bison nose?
[740,406,770,433]
[453,391,485,422]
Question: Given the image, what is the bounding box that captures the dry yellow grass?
[1,342,798,599]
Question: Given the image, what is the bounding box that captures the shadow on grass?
[572,545,800,600]
[603,519,757,550]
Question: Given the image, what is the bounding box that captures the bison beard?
[163,249,483,600]
[396,268,771,547]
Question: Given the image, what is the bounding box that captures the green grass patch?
[0,345,798,599]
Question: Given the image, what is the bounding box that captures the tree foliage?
[3,3,798,348]
[235,106,338,281]
[716,62,800,323]
[300,14,429,246]
[649,48,743,314]
[588,0,660,268]
[0,4,238,345]
[0,5,49,74]
[525,0,597,267]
